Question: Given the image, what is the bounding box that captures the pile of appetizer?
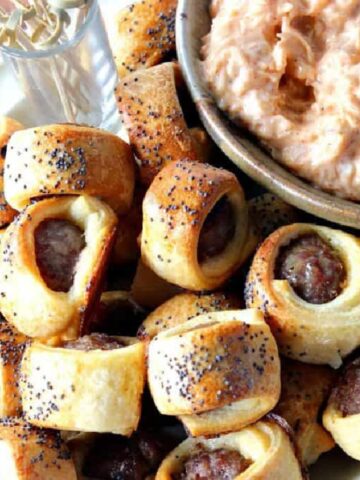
[0,1,359,479]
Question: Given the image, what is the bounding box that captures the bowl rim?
[176,0,360,229]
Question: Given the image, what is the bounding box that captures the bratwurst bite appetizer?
[155,417,306,480]
[148,309,281,437]
[0,195,117,342]
[245,223,360,367]
[141,161,255,291]
[20,334,146,435]
[4,124,135,214]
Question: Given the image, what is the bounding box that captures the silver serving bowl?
[176,0,360,228]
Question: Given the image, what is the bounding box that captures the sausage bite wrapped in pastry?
[0,318,29,417]
[141,161,255,291]
[0,195,117,342]
[4,124,135,214]
[155,417,307,480]
[0,117,23,227]
[0,417,77,479]
[117,63,201,185]
[20,334,146,435]
[274,359,336,465]
[245,223,359,367]
[109,0,177,77]
[148,309,281,436]
[137,291,241,340]
[323,357,360,460]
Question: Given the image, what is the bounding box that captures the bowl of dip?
[176,0,360,228]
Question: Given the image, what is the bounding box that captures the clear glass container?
[0,0,121,133]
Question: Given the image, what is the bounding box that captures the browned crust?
[0,117,22,227]
[0,318,29,417]
[4,124,135,214]
[110,0,177,77]
[265,413,310,480]
[141,160,249,291]
[131,260,183,309]
[117,63,200,185]
[274,358,336,464]
[111,185,145,265]
[0,417,76,478]
[137,291,242,340]
[328,357,360,417]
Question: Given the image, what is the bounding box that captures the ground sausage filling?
[175,448,251,480]
[82,431,170,480]
[63,333,124,351]
[330,358,360,417]
[275,233,345,304]
[35,218,85,292]
[198,196,236,263]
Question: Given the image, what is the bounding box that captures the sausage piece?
[198,196,235,263]
[35,218,85,292]
[63,333,124,351]
[82,431,170,480]
[177,448,251,480]
[330,358,360,417]
[275,233,345,304]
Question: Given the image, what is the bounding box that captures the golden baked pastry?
[0,116,22,227]
[137,291,241,340]
[323,357,360,461]
[131,259,182,309]
[0,318,29,418]
[111,185,145,266]
[248,193,299,241]
[155,416,306,480]
[117,63,200,185]
[4,124,135,214]
[109,0,177,77]
[189,127,214,164]
[274,358,336,466]
[141,161,255,291]
[20,334,146,435]
[245,223,360,367]
[148,309,281,436]
[0,417,77,479]
[0,195,117,342]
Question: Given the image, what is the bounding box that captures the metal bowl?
[176,0,360,228]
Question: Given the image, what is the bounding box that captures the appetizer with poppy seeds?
[245,223,360,367]
[148,309,281,436]
[141,161,256,291]
[0,195,117,342]
[4,124,135,214]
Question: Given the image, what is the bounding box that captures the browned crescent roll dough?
[155,417,307,480]
[20,335,146,435]
[323,357,360,461]
[109,0,177,77]
[148,309,281,436]
[0,117,22,227]
[274,358,336,466]
[141,161,256,291]
[0,417,77,479]
[117,63,201,185]
[0,317,29,418]
[4,124,135,214]
[0,195,117,343]
[137,291,242,340]
[131,259,182,309]
[245,223,360,367]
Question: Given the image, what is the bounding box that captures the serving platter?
[0,0,360,478]
[176,0,360,230]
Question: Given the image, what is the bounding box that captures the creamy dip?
[202,0,360,200]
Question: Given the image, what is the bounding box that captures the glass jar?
[0,0,121,133]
